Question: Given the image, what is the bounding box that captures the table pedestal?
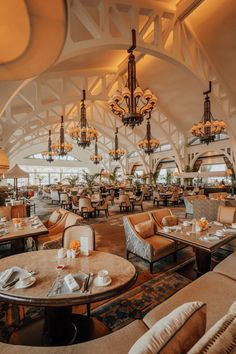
[195,249,212,275]
[10,306,111,346]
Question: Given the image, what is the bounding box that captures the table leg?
[195,249,211,276]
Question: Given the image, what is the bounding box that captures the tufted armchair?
[123,212,176,273]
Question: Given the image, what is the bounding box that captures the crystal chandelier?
[90,136,103,165]
[109,128,125,161]
[42,130,57,163]
[138,113,160,154]
[191,81,226,145]
[68,90,97,148]
[51,116,73,156]
[108,29,157,129]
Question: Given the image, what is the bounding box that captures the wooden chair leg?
[150,262,153,274]
[86,303,91,317]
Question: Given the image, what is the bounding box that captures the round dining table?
[0,250,137,346]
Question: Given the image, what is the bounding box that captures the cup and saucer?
[15,275,36,289]
[94,269,112,287]
[231,223,236,229]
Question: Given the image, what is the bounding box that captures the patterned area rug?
[0,271,190,342]
[92,271,191,331]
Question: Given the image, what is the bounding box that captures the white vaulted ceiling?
[0,0,236,169]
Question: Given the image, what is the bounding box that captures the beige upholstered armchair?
[193,199,225,221]
[184,195,207,218]
[123,212,176,273]
[43,208,68,229]
[217,205,236,249]
[119,194,132,212]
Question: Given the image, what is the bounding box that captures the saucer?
[15,277,36,289]
[94,276,112,287]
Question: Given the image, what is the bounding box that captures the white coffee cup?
[97,269,109,285]
[231,223,236,229]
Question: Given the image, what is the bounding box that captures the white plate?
[15,277,36,289]
[94,276,112,287]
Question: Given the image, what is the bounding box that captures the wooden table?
[158,223,236,275]
[0,250,137,346]
[0,217,48,253]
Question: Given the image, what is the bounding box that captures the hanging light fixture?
[51,116,73,156]
[191,81,227,145]
[68,90,97,148]
[42,130,57,163]
[109,128,125,161]
[108,29,157,129]
[138,113,160,154]
[0,147,9,175]
[90,136,103,165]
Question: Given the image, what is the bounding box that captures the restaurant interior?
[0,0,236,353]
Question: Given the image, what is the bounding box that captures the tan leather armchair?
[43,208,68,229]
[217,205,236,248]
[123,212,176,273]
[41,212,83,249]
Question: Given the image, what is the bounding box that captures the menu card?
[80,236,89,256]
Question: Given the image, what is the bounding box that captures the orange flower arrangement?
[69,240,80,252]
[197,219,209,231]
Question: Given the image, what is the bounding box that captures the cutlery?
[86,273,94,293]
[84,272,93,293]
[2,277,20,289]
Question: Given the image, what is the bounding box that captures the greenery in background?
[125,173,135,185]
[82,170,99,192]
[166,169,172,185]
[36,175,45,185]
[63,175,80,187]
[109,166,120,184]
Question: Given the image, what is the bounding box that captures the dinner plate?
[94,276,112,287]
[15,277,36,289]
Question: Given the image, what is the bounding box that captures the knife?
[84,272,93,293]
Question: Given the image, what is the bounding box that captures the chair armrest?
[42,236,62,250]
[123,217,152,262]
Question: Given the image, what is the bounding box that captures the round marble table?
[0,250,137,346]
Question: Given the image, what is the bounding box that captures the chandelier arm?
[127,29,136,53]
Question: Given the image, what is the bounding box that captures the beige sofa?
[0,252,236,353]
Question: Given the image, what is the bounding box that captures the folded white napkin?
[213,221,223,226]
[0,268,14,285]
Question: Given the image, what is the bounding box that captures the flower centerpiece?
[196,218,209,231]
[69,240,80,254]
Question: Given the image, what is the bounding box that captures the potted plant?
[63,175,80,188]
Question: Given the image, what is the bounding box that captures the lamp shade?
[0,148,9,174]
[5,164,29,179]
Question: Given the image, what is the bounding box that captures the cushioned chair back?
[72,195,78,204]
[0,206,11,220]
[11,204,26,218]
[217,205,236,224]
[64,212,82,228]
[79,197,93,212]
[150,209,172,227]
[119,194,131,207]
[51,190,60,201]
[101,196,110,208]
[60,193,69,203]
[127,212,151,227]
[62,224,95,250]
[193,199,224,221]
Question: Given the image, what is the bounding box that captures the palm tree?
[82,170,99,193]
[63,175,79,187]
[109,166,120,184]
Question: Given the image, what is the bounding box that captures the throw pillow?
[48,210,61,227]
[134,220,155,239]
[128,302,206,354]
[162,215,179,227]
[188,301,236,354]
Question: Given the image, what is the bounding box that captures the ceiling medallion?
[108,29,157,129]
[90,136,103,165]
[52,116,73,156]
[191,81,226,145]
[138,113,160,154]
[108,128,125,161]
[42,130,57,163]
[68,90,97,148]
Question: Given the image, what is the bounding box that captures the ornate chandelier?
[52,116,73,156]
[42,130,57,163]
[109,128,125,161]
[138,113,160,154]
[68,90,97,148]
[90,136,103,165]
[108,29,157,129]
[191,81,226,145]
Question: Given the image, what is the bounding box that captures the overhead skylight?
[25,153,80,162]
